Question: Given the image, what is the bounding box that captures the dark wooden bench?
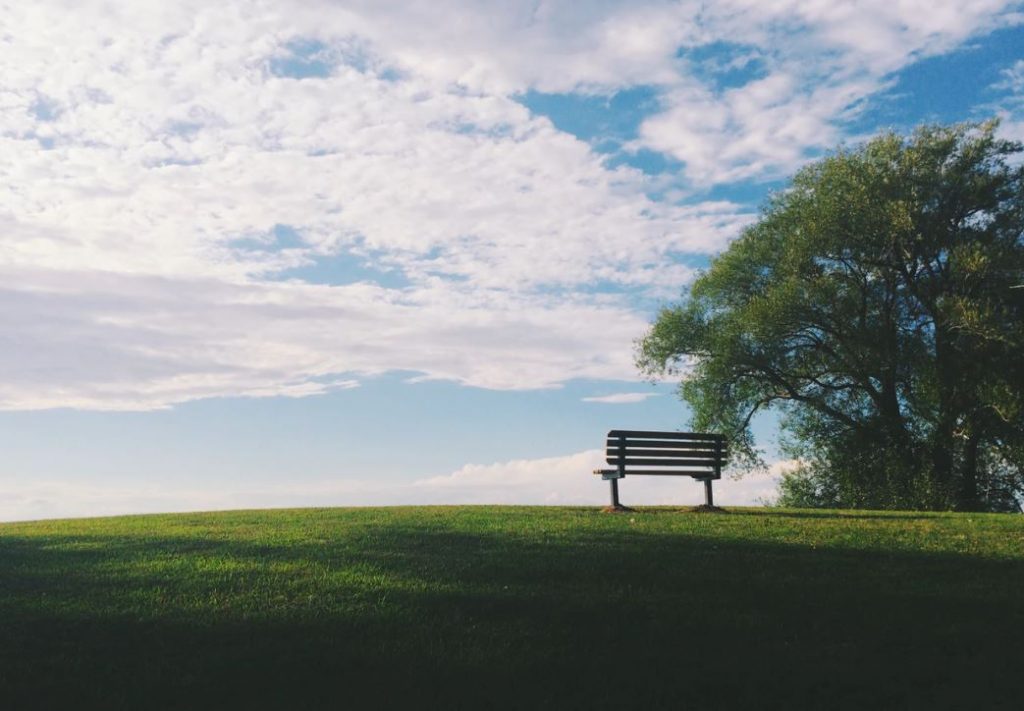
[593,430,727,509]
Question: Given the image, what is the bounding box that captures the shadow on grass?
[1,519,1021,710]
[721,508,954,521]
[590,504,952,520]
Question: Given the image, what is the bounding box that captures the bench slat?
[605,457,721,465]
[605,440,721,451]
[617,469,720,477]
[607,429,724,441]
[606,457,719,467]
[593,468,717,477]
[605,447,723,457]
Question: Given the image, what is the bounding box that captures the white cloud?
[0,0,1017,411]
[0,1,754,410]
[984,60,1024,153]
[633,0,1021,185]
[995,59,1024,95]
[997,115,1024,145]
[414,449,782,505]
[582,392,659,404]
[0,267,657,409]
[638,74,880,185]
[0,449,787,521]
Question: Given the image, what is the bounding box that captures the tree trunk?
[955,433,981,512]
[931,432,954,508]
[931,322,957,509]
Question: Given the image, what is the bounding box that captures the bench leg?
[610,478,621,508]
[704,479,714,507]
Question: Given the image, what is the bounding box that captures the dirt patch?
[690,504,729,513]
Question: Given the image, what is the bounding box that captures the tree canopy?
[638,121,1024,512]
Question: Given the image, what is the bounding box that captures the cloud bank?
[0,449,784,522]
[2,0,1020,410]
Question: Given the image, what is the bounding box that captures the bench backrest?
[605,430,726,479]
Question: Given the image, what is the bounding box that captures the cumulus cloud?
[634,0,1021,185]
[638,74,878,185]
[0,1,755,410]
[0,0,1017,411]
[0,449,787,521]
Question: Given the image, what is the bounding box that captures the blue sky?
[1,1,1023,520]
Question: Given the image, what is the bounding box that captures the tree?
[637,121,1024,512]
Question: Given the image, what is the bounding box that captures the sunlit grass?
[2,506,1022,709]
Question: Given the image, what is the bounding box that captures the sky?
[2,0,1024,521]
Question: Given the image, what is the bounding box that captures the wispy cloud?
[582,392,658,404]
[994,59,1024,94]
[0,269,657,409]
[0,449,787,521]
[986,59,1024,146]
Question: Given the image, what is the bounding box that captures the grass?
[1,506,1022,710]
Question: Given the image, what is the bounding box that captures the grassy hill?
[1,506,1022,709]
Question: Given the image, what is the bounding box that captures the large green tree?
[638,121,1024,512]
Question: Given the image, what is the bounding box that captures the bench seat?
[593,429,727,508]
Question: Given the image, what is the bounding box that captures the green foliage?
[1,507,1023,709]
[775,466,843,508]
[638,121,1024,512]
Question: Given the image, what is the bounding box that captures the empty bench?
[593,430,727,509]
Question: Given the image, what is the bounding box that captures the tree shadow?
[598,506,950,520]
[722,508,953,521]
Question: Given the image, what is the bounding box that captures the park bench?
[593,430,727,509]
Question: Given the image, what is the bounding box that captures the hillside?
[1,506,1022,709]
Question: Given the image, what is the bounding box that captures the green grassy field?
[1,506,1022,710]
